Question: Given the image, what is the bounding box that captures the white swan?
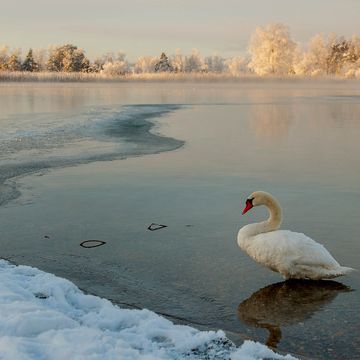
[237,191,355,280]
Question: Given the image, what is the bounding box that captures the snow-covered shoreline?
[0,260,297,360]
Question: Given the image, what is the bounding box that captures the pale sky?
[1,0,359,61]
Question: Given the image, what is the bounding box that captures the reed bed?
[0,70,356,83]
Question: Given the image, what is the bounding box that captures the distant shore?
[1,71,359,83]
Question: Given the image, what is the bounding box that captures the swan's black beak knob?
[242,198,253,215]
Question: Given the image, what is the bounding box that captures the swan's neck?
[266,197,282,232]
[240,197,282,238]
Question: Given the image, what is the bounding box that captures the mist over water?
[1,81,360,360]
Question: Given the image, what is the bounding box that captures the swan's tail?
[339,266,356,275]
[326,266,356,279]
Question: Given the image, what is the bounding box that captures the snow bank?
[0,260,297,360]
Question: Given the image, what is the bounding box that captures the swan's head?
[242,191,275,215]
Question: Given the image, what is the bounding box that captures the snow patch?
[0,260,297,359]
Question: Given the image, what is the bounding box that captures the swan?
[237,191,355,280]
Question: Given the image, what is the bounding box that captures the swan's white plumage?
[237,191,355,280]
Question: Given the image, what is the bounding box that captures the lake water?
[0,81,359,359]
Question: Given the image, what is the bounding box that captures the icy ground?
[0,260,297,360]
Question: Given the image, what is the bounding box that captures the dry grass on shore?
[0,71,251,82]
[0,70,356,83]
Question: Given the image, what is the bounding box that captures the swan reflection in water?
[237,280,351,348]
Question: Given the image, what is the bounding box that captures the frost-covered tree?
[184,49,207,72]
[225,56,248,75]
[101,60,129,76]
[248,23,296,75]
[0,46,9,70]
[170,49,185,72]
[154,52,173,72]
[294,33,357,76]
[32,49,47,71]
[103,52,126,65]
[134,56,158,73]
[100,52,129,76]
[347,35,360,63]
[92,57,105,72]
[293,34,329,76]
[22,49,39,72]
[327,37,351,75]
[6,50,22,71]
[93,52,127,72]
[205,54,225,73]
[335,35,360,78]
[47,45,67,71]
[343,36,360,77]
[47,44,90,72]
[63,48,90,72]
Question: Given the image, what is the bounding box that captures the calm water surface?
[0,81,360,359]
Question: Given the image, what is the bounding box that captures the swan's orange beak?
[242,199,253,215]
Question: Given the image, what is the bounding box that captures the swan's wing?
[253,230,340,269]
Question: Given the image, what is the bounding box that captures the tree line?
[1,24,360,78]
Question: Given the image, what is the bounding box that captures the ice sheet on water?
[0,104,184,206]
[0,104,183,160]
[0,260,297,360]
